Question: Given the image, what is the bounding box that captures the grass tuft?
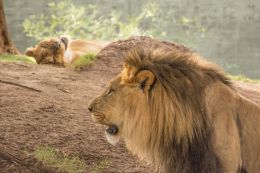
[0,54,36,64]
[90,159,110,173]
[71,52,97,69]
[35,146,86,173]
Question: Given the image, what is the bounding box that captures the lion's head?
[88,60,156,146]
[25,36,70,65]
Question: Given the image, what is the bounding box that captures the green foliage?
[23,0,91,40]
[138,1,207,47]
[0,54,36,64]
[23,0,206,47]
[35,146,86,173]
[71,52,97,69]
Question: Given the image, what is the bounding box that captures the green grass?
[0,52,97,69]
[90,159,110,173]
[0,54,36,64]
[228,74,260,83]
[71,52,97,69]
[35,146,86,173]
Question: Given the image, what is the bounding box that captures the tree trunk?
[0,0,19,54]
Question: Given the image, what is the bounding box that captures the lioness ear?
[25,48,35,57]
[135,70,155,92]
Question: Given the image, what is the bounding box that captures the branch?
[0,79,42,92]
[56,84,70,93]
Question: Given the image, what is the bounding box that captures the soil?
[0,36,260,173]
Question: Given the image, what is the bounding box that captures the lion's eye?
[107,88,114,96]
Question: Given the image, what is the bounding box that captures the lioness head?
[88,57,155,145]
[25,36,70,65]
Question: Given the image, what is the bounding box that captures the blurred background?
[3,0,260,79]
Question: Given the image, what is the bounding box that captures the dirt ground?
[0,63,155,173]
[0,37,260,173]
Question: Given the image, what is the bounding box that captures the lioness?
[25,36,107,66]
[88,41,260,173]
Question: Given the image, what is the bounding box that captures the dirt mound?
[0,36,259,173]
[92,36,190,73]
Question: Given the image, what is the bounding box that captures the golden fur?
[88,48,260,173]
[25,36,107,66]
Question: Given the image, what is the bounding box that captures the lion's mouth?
[91,113,120,145]
[106,125,118,135]
[91,113,119,135]
[105,125,120,145]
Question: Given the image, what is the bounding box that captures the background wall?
[3,0,260,79]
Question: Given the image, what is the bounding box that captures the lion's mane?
[120,48,232,172]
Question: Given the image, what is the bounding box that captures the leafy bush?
[23,0,206,47]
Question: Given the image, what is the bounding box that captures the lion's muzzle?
[91,113,107,124]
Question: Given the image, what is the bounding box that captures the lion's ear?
[135,70,155,92]
[25,48,35,57]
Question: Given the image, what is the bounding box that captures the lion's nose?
[88,105,93,112]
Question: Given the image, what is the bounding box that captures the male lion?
[88,45,260,173]
[25,36,107,66]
